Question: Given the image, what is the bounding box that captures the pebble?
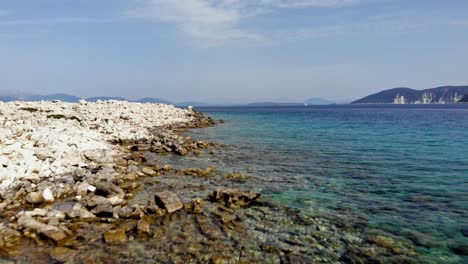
[42,188,55,203]
[25,192,44,204]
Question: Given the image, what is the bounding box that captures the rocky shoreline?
[0,101,418,263]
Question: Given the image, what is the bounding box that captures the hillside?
[353,86,468,104]
[458,94,468,103]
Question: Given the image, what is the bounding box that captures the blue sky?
[1,0,467,103]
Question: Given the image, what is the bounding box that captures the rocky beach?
[0,101,419,263]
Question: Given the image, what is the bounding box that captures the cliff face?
[458,94,468,103]
[353,86,468,104]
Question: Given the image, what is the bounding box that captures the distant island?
[353,85,468,104]
[247,102,304,106]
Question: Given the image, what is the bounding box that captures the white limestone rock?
[0,100,192,197]
[42,188,55,203]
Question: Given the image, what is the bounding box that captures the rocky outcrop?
[0,100,192,195]
[458,94,468,103]
[353,86,468,104]
[208,189,261,208]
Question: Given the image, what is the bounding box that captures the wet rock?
[118,204,143,219]
[25,192,44,204]
[154,191,183,213]
[406,231,441,248]
[50,247,77,263]
[185,198,204,214]
[287,253,314,264]
[17,215,67,242]
[80,208,96,220]
[144,200,160,214]
[95,181,125,198]
[461,226,468,237]
[55,202,75,216]
[104,228,127,244]
[42,188,55,203]
[173,144,187,155]
[368,235,404,254]
[196,216,224,240]
[87,195,111,208]
[141,167,157,176]
[225,172,250,180]
[211,254,235,264]
[73,208,95,220]
[208,189,261,208]
[450,244,468,256]
[0,226,22,257]
[182,166,215,177]
[91,204,114,218]
[137,220,151,236]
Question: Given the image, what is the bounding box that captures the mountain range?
[0,92,341,106]
[352,85,468,104]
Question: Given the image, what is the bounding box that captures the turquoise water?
[191,105,468,263]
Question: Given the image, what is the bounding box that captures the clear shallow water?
[189,105,467,263]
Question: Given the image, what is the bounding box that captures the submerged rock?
[208,189,261,208]
[137,219,151,236]
[185,198,204,214]
[50,247,78,263]
[225,172,250,180]
[95,181,125,198]
[406,231,441,248]
[91,203,114,218]
[141,167,157,176]
[461,226,468,237]
[104,228,127,244]
[154,191,183,213]
[182,166,215,177]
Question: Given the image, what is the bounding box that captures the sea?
[181,104,468,263]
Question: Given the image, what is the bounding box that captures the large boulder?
[208,189,260,208]
[154,191,183,213]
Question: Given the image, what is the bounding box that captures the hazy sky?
[1,0,468,103]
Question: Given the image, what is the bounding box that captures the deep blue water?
[191,105,467,263]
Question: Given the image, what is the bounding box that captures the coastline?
[0,101,418,263]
